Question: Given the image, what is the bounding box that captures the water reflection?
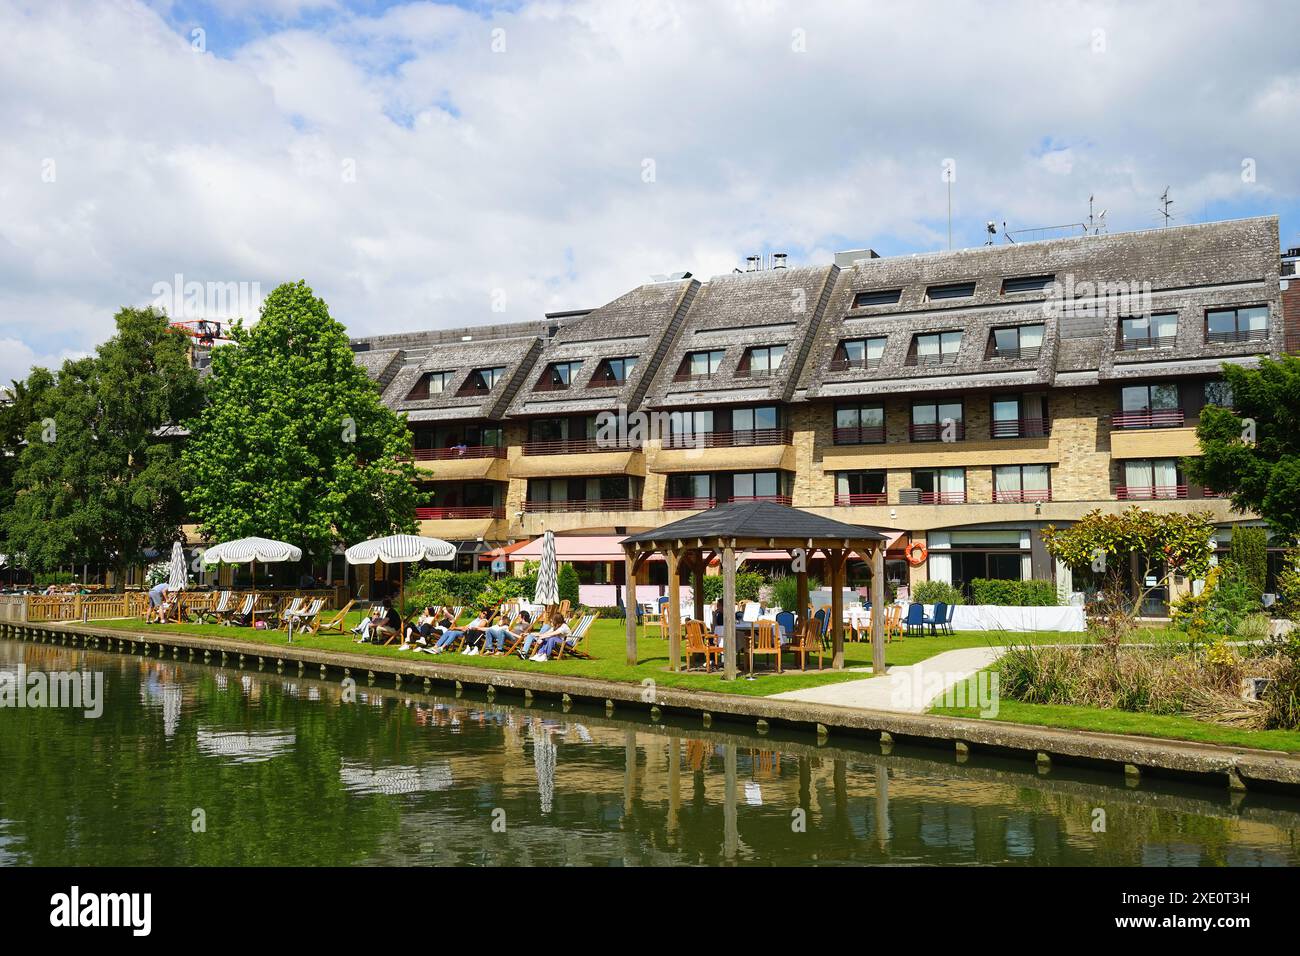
[0,638,1298,866]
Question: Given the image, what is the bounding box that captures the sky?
[1,0,1298,384]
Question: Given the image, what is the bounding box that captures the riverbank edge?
[12,619,1300,797]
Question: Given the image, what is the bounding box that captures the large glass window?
[911,400,964,441]
[732,471,782,500]
[993,464,1051,502]
[538,360,582,391]
[835,470,887,505]
[741,345,785,376]
[589,356,636,386]
[678,350,725,379]
[1117,383,1182,428]
[731,406,779,435]
[911,331,963,366]
[832,337,887,370]
[834,404,885,444]
[912,468,966,504]
[1120,312,1178,350]
[990,324,1044,360]
[991,393,1048,438]
[1121,459,1184,499]
[1206,306,1269,344]
[406,370,454,400]
[461,366,506,393]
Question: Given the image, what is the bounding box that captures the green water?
[0,637,1297,866]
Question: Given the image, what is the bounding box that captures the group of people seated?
[352,605,578,662]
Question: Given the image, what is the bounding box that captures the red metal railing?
[1116,485,1187,500]
[416,506,504,519]
[662,428,791,449]
[663,496,716,511]
[909,421,965,442]
[828,356,884,372]
[918,491,967,504]
[834,492,887,506]
[1118,335,1177,351]
[993,489,1052,503]
[729,495,793,506]
[990,417,1052,439]
[523,498,643,513]
[411,445,505,461]
[1207,328,1269,345]
[1201,487,1225,499]
[832,425,886,444]
[522,438,639,455]
[1111,409,1185,429]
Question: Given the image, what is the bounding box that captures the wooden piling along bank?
[5,619,1300,798]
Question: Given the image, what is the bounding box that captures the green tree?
[1228,525,1268,597]
[558,562,581,607]
[1041,507,1216,617]
[0,368,53,521]
[1188,357,1300,538]
[182,281,419,561]
[2,307,202,580]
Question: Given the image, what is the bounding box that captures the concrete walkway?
[769,646,1004,712]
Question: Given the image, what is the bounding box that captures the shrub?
[558,563,581,607]
[34,571,77,588]
[911,579,962,605]
[1229,526,1268,598]
[768,573,821,613]
[1235,613,1273,642]
[701,572,763,605]
[969,578,1057,606]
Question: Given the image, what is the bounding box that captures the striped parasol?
[201,537,303,617]
[167,541,188,591]
[343,534,456,566]
[533,530,559,606]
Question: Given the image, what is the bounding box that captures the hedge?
[702,572,764,604]
[969,578,1058,606]
[912,580,963,605]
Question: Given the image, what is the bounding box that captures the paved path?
[769,646,1004,713]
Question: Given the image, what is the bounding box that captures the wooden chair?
[553,612,598,660]
[884,603,903,642]
[276,596,305,628]
[684,619,722,672]
[749,619,782,673]
[316,599,355,634]
[782,618,823,671]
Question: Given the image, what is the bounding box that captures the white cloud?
[1,0,1298,366]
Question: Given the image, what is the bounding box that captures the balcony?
[1111,409,1185,430]
[662,428,791,449]
[991,345,1042,361]
[415,506,505,520]
[672,371,718,384]
[1206,328,1269,345]
[1118,335,1177,352]
[663,496,716,511]
[522,437,640,456]
[834,492,887,506]
[411,445,505,461]
[905,354,959,368]
[918,491,967,504]
[828,356,884,372]
[454,384,494,398]
[832,425,886,445]
[909,422,966,442]
[523,498,643,513]
[990,417,1052,439]
[733,367,780,379]
[730,495,793,506]
[993,489,1052,503]
[1116,485,1188,500]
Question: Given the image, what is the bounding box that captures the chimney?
[772,252,787,269]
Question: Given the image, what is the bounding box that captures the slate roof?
[620,500,890,545]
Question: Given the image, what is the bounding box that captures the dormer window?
[1119,312,1178,351]
[852,288,902,308]
[1206,306,1269,344]
[405,370,454,401]
[925,281,976,301]
[830,337,886,371]
[588,356,637,387]
[1001,274,1055,295]
[536,360,583,392]
[457,366,506,395]
[675,349,724,382]
[989,324,1044,361]
[907,331,962,366]
[737,345,785,378]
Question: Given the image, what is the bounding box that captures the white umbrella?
[201,536,303,617]
[534,530,559,607]
[167,541,188,591]
[345,534,455,612]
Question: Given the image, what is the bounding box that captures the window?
[525,415,599,452]
[911,468,966,504]
[731,406,779,436]
[994,465,1051,502]
[852,288,902,308]
[991,393,1049,438]
[537,360,583,391]
[926,281,977,301]
[1206,306,1269,344]
[525,476,638,510]
[1001,274,1055,295]
[989,324,1044,360]
[665,473,716,508]
[835,470,886,505]
[834,404,885,444]
[909,331,962,366]
[668,408,715,438]
[405,370,454,400]
[588,356,636,387]
[910,400,964,441]
[1204,380,1233,408]
[1120,459,1184,499]
[738,345,785,377]
[460,366,506,394]
[1119,312,1178,351]
[731,471,786,503]
[1115,383,1182,428]
[831,336,887,371]
[676,350,725,380]
[927,530,1033,593]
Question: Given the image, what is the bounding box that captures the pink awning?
[508,535,661,563]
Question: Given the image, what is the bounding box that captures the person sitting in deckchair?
[459,611,505,656]
[520,611,570,660]
[482,610,529,656]
[403,606,441,646]
[373,605,402,644]
[352,605,384,642]
[427,611,488,654]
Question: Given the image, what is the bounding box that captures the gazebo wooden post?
[796,564,809,629]
[623,548,639,666]
[871,541,886,674]
[692,555,705,623]
[828,547,845,670]
[722,543,737,681]
[666,547,682,672]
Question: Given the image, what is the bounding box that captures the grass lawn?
[83,613,1108,697]
[931,684,1300,754]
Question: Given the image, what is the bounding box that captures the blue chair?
[904,602,928,637]
[813,607,829,649]
[775,610,796,645]
[942,602,957,635]
[931,602,947,636]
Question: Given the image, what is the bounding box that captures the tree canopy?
[181,280,419,562]
[2,307,202,576]
[1188,356,1300,539]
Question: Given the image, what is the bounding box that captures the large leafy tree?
[2,307,202,579]
[182,280,418,561]
[1187,357,1300,539]
[0,368,54,520]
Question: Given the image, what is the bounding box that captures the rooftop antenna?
[942,161,955,250]
[1158,186,1174,227]
[1086,195,1107,236]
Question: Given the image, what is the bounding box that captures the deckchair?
[316,599,355,634]
[286,597,325,632]
[222,594,255,627]
[192,590,231,624]
[553,611,598,660]
[276,596,305,629]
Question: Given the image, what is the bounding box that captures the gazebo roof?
[620,500,891,550]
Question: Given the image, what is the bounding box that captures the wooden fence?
[21,588,344,624]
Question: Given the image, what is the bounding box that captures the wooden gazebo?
[620,501,894,680]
